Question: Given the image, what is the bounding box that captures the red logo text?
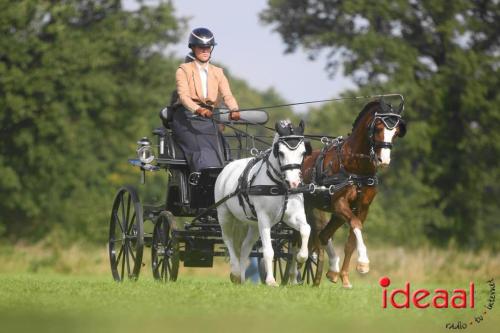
[380,276,475,309]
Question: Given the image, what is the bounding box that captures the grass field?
[0,243,498,333]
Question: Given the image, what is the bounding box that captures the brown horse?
[302,99,406,288]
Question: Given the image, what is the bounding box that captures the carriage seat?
[153,126,187,166]
[156,106,233,166]
[157,106,232,165]
[159,106,173,129]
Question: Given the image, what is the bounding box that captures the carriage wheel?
[109,186,144,281]
[299,248,324,286]
[258,239,293,286]
[151,211,180,282]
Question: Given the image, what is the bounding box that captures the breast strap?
[236,153,289,222]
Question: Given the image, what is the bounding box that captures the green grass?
[0,273,498,333]
[1,242,498,332]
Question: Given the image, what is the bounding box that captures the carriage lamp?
[136,137,155,164]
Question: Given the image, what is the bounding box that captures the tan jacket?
[175,62,239,113]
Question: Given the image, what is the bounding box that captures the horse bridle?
[268,135,306,185]
[272,135,306,171]
[367,112,402,161]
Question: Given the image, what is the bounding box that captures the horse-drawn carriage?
[108,94,407,287]
[108,108,306,285]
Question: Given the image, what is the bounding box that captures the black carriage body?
[153,125,223,215]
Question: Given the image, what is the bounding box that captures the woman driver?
[171,27,240,184]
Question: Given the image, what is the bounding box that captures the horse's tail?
[229,221,249,259]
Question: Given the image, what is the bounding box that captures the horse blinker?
[397,119,407,137]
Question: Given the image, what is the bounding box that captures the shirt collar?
[195,60,209,72]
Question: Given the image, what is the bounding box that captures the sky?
[124,0,355,111]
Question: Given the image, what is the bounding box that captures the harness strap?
[373,141,393,149]
[237,157,263,221]
[279,191,289,224]
[194,151,310,223]
[191,187,241,222]
[280,164,302,171]
[336,142,347,173]
[322,174,378,189]
[263,154,291,223]
[247,185,286,196]
[265,156,286,187]
[313,143,328,181]
[312,138,343,184]
[310,138,378,196]
[235,152,296,223]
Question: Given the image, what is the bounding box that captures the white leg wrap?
[353,228,369,263]
[326,239,340,272]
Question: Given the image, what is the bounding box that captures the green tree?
[0,0,184,241]
[0,0,295,244]
[261,0,500,248]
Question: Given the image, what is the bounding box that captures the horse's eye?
[279,151,285,158]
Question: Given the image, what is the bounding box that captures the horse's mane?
[351,100,380,131]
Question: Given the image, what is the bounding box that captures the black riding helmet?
[188,27,217,48]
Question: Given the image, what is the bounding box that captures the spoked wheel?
[258,239,293,286]
[109,186,144,281]
[299,248,324,286]
[151,211,180,282]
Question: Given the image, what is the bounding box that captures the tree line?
[261,0,499,249]
[0,1,293,243]
[1,0,498,249]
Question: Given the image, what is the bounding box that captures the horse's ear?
[275,121,280,134]
[273,142,279,157]
[297,119,305,135]
[398,119,407,137]
[275,120,288,136]
[304,139,312,156]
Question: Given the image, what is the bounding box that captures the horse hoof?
[356,262,370,274]
[266,280,279,287]
[230,273,241,284]
[326,271,339,283]
[296,253,308,264]
[312,279,322,287]
[340,274,352,289]
[342,283,353,289]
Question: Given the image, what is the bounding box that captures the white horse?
[215,120,311,286]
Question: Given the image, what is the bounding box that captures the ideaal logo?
[379,276,474,308]
[379,276,496,329]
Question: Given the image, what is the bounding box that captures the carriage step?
[182,223,220,230]
[144,234,153,247]
[174,230,222,238]
[183,239,214,267]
